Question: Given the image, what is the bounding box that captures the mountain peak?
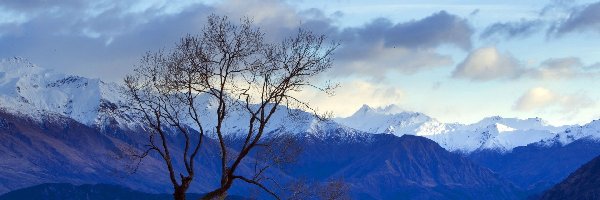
[338,105,440,137]
[356,104,373,114]
[352,104,405,116]
[0,58,127,128]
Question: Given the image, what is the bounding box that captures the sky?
[1,0,600,125]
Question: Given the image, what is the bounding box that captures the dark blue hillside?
[468,139,600,195]
[289,133,523,199]
[540,155,600,200]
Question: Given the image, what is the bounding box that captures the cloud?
[513,87,557,111]
[240,10,474,80]
[452,51,600,82]
[480,0,592,41]
[531,57,583,79]
[330,11,472,79]
[0,1,204,41]
[527,57,600,80]
[332,41,452,79]
[513,87,595,115]
[339,11,473,50]
[539,0,577,16]
[549,1,600,36]
[480,19,545,40]
[293,80,405,117]
[385,11,473,50]
[452,47,524,81]
[0,0,474,82]
[0,1,214,81]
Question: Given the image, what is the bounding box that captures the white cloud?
[528,57,600,80]
[534,57,581,79]
[452,46,523,81]
[513,87,557,111]
[513,87,595,115]
[454,52,600,82]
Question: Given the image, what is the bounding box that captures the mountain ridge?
[2,57,598,154]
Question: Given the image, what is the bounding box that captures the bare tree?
[123,14,338,200]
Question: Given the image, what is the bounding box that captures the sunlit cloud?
[452,46,523,81]
[513,87,595,116]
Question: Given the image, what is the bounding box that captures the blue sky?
[1,0,600,125]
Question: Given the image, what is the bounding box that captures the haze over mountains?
[2,57,600,199]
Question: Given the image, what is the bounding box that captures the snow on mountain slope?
[438,116,570,152]
[473,116,567,132]
[3,58,599,153]
[335,104,453,136]
[0,58,361,139]
[428,123,559,153]
[540,119,600,146]
[176,96,369,141]
[0,57,128,129]
[335,104,570,153]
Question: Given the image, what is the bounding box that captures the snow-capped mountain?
[0,57,360,139]
[541,119,600,146]
[3,58,600,198]
[335,104,452,136]
[429,121,559,153]
[0,57,130,130]
[1,57,599,153]
[194,102,366,140]
[335,104,572,153]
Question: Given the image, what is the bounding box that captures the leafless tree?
[123,14,338,200]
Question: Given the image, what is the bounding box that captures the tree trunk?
[201,188,228,200]
[174,186,187,200]
[218,192,227,200]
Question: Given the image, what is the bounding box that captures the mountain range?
[1,57,600,199]
[2,57,598,154]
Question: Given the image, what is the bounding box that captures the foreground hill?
[469,139,600,195]
[468,121,600,195]
[0,106,521,199]
[0,110,196,194]
[0,109,286,195]
[540,155,600,200]
[292,134,522,199]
